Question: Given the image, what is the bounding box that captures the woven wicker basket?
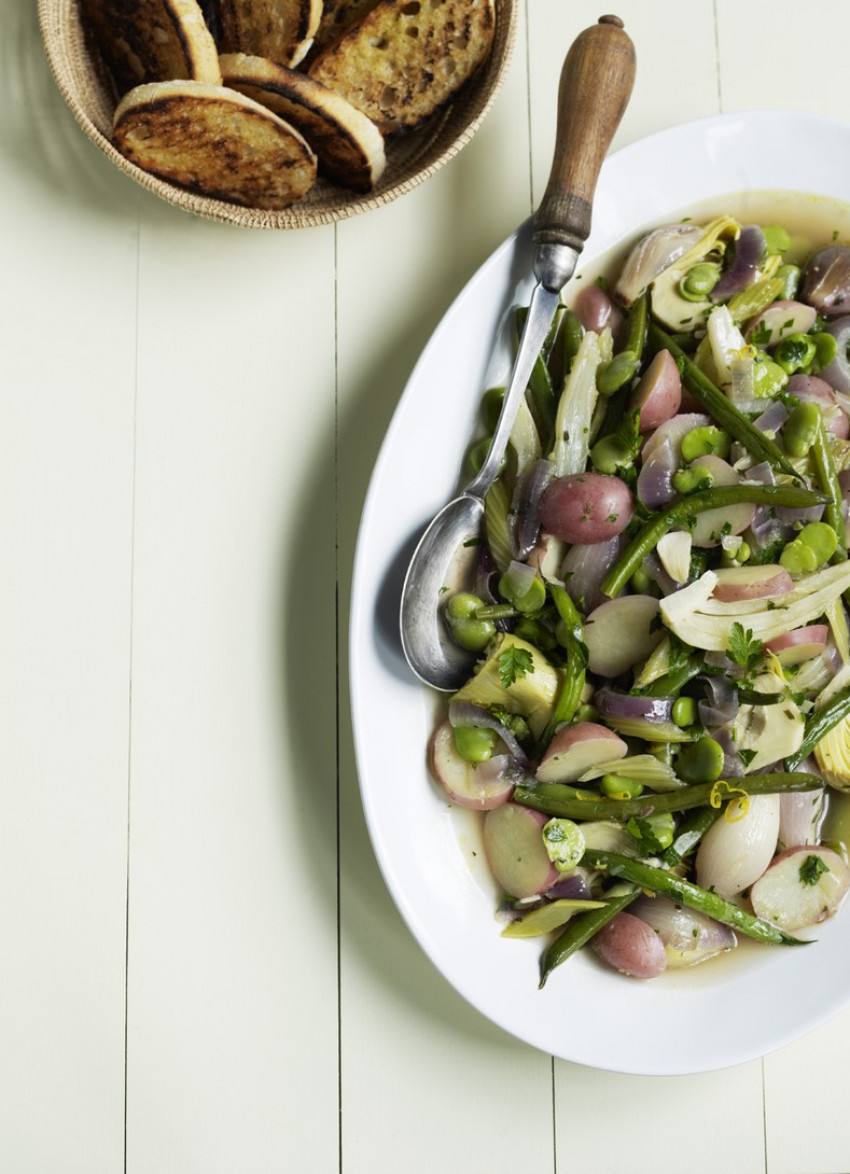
[37,0,517,229]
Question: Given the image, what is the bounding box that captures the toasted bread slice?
[113,80,317,208]
[80,0,222,96]
[307,0,496,135]
[219,53,385,191]
[310,0,381,57]
[217,0,323,68]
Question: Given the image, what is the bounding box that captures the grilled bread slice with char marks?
[80,0,222,95]
[220,52,386,191]
[216,0,323,68]
[307,0,496,136]
[113,79,317,208]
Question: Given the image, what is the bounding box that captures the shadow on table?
[279,182,539,1062]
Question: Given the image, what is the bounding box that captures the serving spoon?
[399,14,636,691]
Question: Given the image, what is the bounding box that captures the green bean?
[636,652,705,698]
[580,849,809,947]
[516,306,559,442]
[513,771,822,822]
[661,805,721,865]
[600,483,829,599]
[811,416,848,566]
[786,685,850,770]
[623,292,649,362]
[539,887,638,988]
[538,583,586,749]
[648,322,800,477]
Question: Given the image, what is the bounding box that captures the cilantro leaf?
[727,623,764,672]
[799,853,830,886]
[497,645,534,689]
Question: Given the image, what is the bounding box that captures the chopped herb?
[727,623,764,673]
[626,817,666,856]
[497,645,534,688]
[739,748,758,767]
[799,853,830,886]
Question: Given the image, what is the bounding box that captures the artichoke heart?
[451,632,559,739]
[733,659,805,774]
[649,215,741,332]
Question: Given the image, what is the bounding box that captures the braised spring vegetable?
[426,208,850,986]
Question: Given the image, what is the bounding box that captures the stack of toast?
[80,0,497,210]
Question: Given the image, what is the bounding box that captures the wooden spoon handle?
[533,15,636,257]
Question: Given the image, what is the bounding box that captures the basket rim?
[36,0,519,229]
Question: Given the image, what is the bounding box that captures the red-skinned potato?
[429,722,514,810]
[536,721,627,783]
[630,348,682,433]
[584,594,663,678]
[712,563,794,602]
[687,455,755,547]
[539,472,634,545]
[574,283,624,337]
[765,625,829,665]
[746,300,817,345]
[750,845,850,931]
[591,911,667,978]
[483,804,559,898]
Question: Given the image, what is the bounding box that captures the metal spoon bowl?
[399,15,636,692]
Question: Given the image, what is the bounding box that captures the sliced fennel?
[660,564,850,651]
[579,753,685,791]
[509,395,542,477]
[550,327,612,477]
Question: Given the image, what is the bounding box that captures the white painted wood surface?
[4,0,850,1170]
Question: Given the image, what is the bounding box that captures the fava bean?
[599,774,644,799]
[596,350,639,396]
[679,262,720,301]
[445,592,496,652]
[681,425,731,462]
[774,333,817,375]
[672,465,714,495]
[783,401,822,457]
[454,726,498,763]
[675,736,724,785]
[672,696,697,728]
[763,225,792,255]
[780,538,820,574]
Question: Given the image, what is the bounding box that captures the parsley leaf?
[799,853,830,886]
[738,748,757,768]
[497,645,534,689]
[727,623,764,672]
[626,817,666,857]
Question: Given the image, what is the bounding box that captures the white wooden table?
[5,1,850,1170]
